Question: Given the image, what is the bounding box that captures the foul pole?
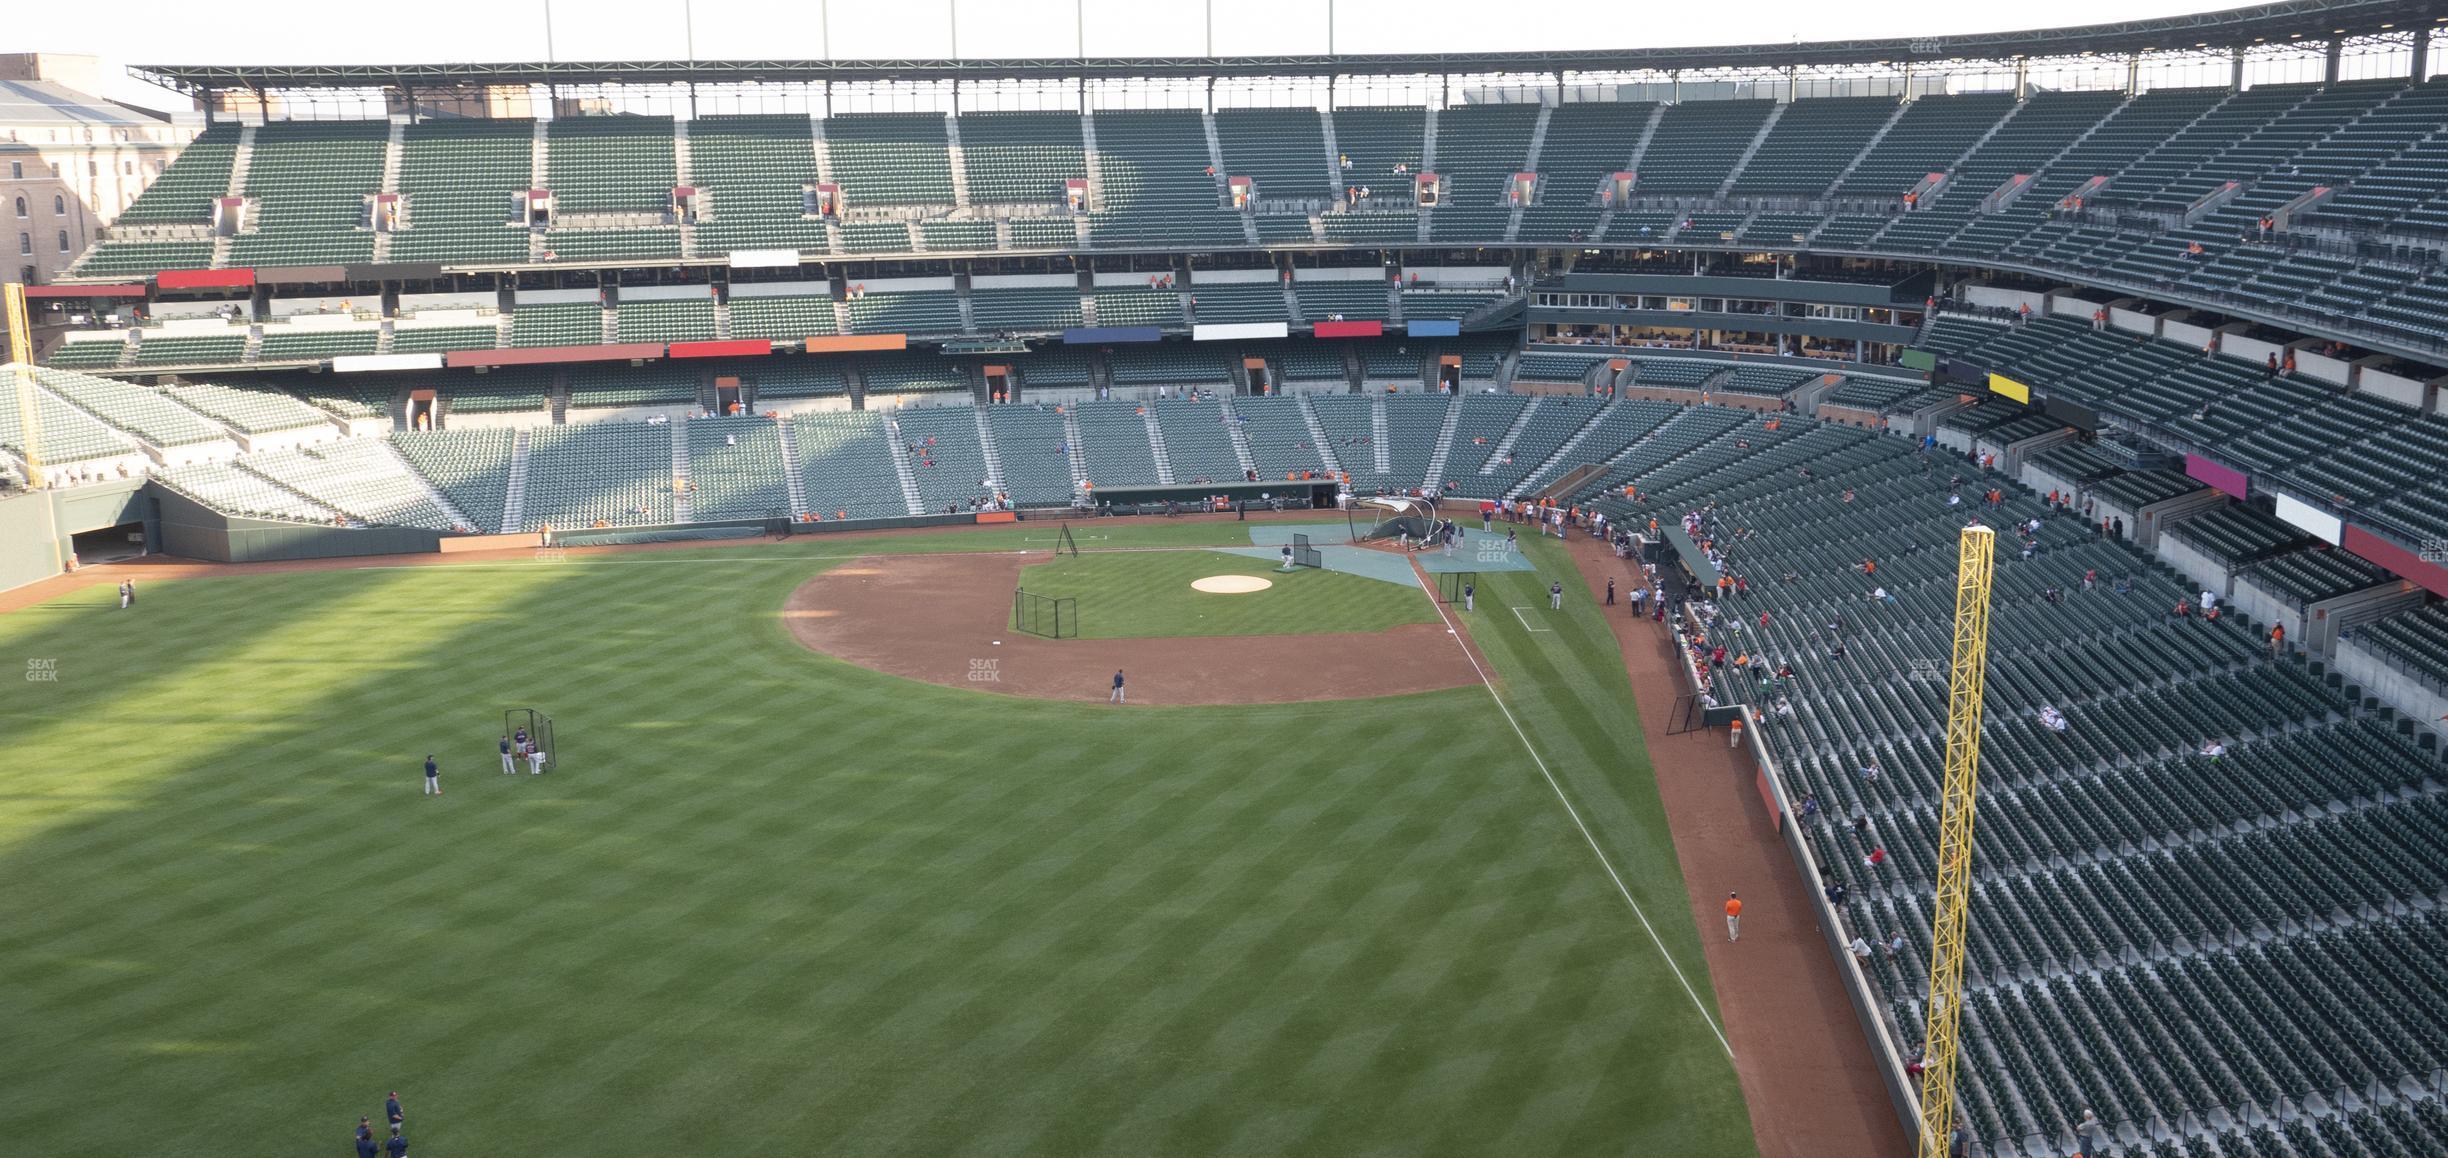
[4,282,41,488]
[1916,523,1995,1157]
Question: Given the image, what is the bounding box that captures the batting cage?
[1436,570,1477,604]
[1011,588,1078,639]
[1291,533,1323,569]
[504,707,557,771]
[1346,495,1439,542]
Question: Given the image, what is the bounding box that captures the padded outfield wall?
[0,480,152,594]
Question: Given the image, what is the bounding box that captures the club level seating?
[131,334,247,367]
[614,298,717,344]
[1182,284,1277,325]
[1399,289,1501,321]
[845,290,961,336]
[1565,404,2448,1158]
[1214,107,1331,202]
[1106,347,1233,387]
[391,427,513,532]
[392,119,534,264]
[163,379,333,434]
[1511,351,1606,385]
[857,351,968,396]
[1354,340,1422,384]
[687,115,829,258]
[39,366,227,447]
[547,115,676,213]
[243,439,462,530]
[823,113,955,206]
[970,286,1083,332]
[685,415,792,521]
[445,368,552,414]
[1012,349,1093,388]
[1268,342,1348,384]
[258,329,380,361]
[391,325,502,354]
[1093,286,1185,328]
[510,303,603,347]
[521,421,674,530]
[1153,398,1244,483]
[566,364,696,410]
[889,407,997,512]
[742,361,846,401]
[159,460,339,523]
[790,411,909,519]
[1295,280,1391,321]
[959,111,1086,205]
[1231,395,1333,479]
[0,377,137,465]
[728,294,838,340]
[115,123,240,225]
[982,404,1076,504]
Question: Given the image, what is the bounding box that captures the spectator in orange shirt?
[1724,893,1742,942]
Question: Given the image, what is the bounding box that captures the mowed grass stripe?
[0,528,1752,1158]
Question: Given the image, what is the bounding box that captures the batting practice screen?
[1011,589,1078,639]
[1437,570,1476,604]
[1291,533,1323,569]
[504,707,557,771]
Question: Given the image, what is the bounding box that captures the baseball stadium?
[6,1,2448,1154]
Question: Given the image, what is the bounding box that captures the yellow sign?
[1986,373,2031,404]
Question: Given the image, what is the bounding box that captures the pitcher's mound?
[1191,574,1274,594]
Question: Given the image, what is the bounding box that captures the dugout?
[1660,524,1722,602]
[1091,480,1340,513]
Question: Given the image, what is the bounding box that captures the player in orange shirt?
[1725,893,1742,942]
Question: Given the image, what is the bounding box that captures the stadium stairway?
[1143,409,1177,484]
[1062,408,1089,489]
[1371,397,1393,473]
[500,430,531,534]
[387,441,476,531]
[1295,394,1343,475]
[776,420,810,517]
[1219,397,1260,476]
[973,407,1006,496]
[669,421,693,523]
[1420,391,1463,492]
[880,415,928,515]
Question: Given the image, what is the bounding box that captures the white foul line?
[1509,606,1555,632]
[1418,570,1735,1061]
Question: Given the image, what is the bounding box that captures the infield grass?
[1014,549,1436,638]
[0,523,1749,1158]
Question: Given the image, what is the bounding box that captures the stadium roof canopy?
[129,0,2443,92]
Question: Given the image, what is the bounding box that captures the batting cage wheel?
[505,708,557,772]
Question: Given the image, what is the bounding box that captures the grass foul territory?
[0,524,1749,1158]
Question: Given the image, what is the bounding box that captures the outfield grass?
[1014,550,1435,638]
[0,524,1748,1157]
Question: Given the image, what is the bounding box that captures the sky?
[13,0,2254,111]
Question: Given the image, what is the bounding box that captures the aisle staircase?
[1420,391,1464,491]
[1062,408,1090,489]
[669,419,693,523]
[1296,394,1343,475]
[387,441,476,532]
[501,429,532,533]
[881,415,926,515]
[1220,398,1258,476]
[1479,397,1543,476]
[1506,400,1616,499]
[1144,409,1177,484]
[1371,397,1392,473]
[974,406,1006,494]
[776,419,809,517]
